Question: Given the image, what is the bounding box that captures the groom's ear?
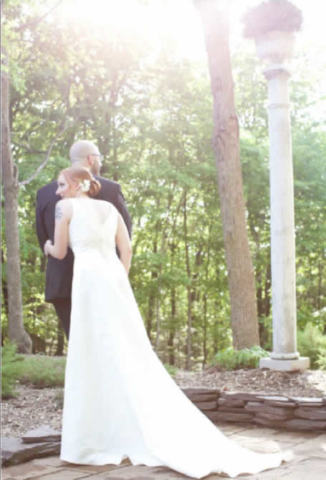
[86,155,94,168]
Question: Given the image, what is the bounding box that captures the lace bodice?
[69,198,118,257]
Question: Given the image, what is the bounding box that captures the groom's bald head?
[69,140,99,163]
[69,140,102,175]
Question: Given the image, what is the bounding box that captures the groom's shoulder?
[37,181,58,202]
[96,176,121,192]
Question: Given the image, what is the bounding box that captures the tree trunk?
[154,297,161,352]
[183,192,192,370]
[213,301,219,353]
[264,263,271,317]
[168,241,177,366]
[195,0,260,349]
[147,291,155,342]
[147,239,158,344]
[1,64,32,353]
[202,229,212,366]
[1,250,9,321]
[55,319,64,356]
[167,329,175,366]
[317,261,323,310]
[203,293,208,367]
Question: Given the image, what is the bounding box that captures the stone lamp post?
[242,1,309,371]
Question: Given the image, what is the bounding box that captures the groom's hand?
[44,239,52,256]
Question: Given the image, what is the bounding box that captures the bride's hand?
[44,239,52,256]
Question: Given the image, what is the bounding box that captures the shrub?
[17,355,66,387]
[316,348,326,370]
[316,349,326,370]
[211,346,269,370]
[1,343,25,399]
[164,364,178,377]
[297,323,326,369]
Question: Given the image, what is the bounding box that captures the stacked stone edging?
[2,391,326,467]
[2,426,61,467]
[182,388,326,431]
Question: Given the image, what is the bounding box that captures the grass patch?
[1,344,25,399]
[2,352,177,397]
[17,355,66,387]
[164,364,178,377]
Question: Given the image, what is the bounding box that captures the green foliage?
[1,344,25,399]
[316,349,326,370]
[211,346,269,371]
[297,324,326,369]
[164,364,178,377]
[17,355,66,387]
[2,0,325,370]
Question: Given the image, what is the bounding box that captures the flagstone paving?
[2,423,326,480]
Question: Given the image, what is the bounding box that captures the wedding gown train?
[60,198,291,478]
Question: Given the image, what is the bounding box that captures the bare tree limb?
[12,141,47,155]
[18,78,75,186]
[18,119,69,187]
[20,122,47,142]
[16,0,64,32]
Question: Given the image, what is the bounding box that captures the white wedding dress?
[60,198,291,478]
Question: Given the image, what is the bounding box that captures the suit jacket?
[36,176,132,303]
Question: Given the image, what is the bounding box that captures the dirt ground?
[174,367,326,397]
[2,368,325,438]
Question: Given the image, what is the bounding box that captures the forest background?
[2,0,326,369]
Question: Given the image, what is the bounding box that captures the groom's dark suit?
[36,176,132,339]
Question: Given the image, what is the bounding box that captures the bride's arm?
[44,200,72,260]
[115,213,132,274]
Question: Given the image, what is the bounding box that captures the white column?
[260,63,309,371]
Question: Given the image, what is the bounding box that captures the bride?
[44,166,291,478]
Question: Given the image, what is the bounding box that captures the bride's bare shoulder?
[57,198,73,207]
[55,198,73,219]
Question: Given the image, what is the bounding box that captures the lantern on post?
[242,0,309,371]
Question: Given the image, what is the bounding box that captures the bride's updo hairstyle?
[60,166,101,197]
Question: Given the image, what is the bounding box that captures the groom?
[36,140,132,339]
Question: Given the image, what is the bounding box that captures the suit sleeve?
[36,191,48,253]
[115,185,132,239]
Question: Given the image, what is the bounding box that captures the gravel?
[2,369,325,438]
[174,368,326,397]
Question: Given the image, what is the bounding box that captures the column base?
[260,357,310,371]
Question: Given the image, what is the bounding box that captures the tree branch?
[18,78,74,186]
[18,119,69,187]
[16,0,64,32]
[12,141,47,155]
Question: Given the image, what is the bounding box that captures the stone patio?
[2,423,326,480]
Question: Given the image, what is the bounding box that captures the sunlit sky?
[51,0,325,120]
[54,0,325,55]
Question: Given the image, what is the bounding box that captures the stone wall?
[182,388,326,431]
